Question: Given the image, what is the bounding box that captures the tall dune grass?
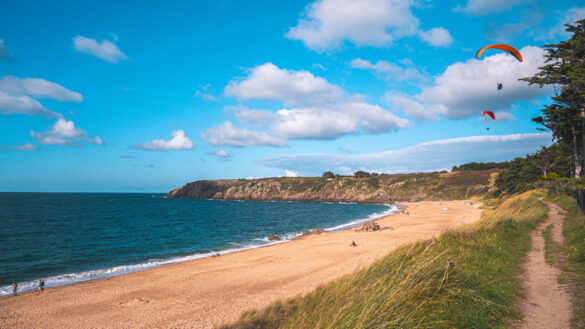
[219,192,547,329]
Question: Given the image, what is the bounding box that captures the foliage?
[219,192,547,329]
[322,171,335,179]
[353,171,379,178]
[494,143,572,194]
[522,19,585,177]
[452,161,511,172]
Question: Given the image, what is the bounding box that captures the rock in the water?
[268,235,280,241]
[358,221,380,232]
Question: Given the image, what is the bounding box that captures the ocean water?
[0,193,398,295]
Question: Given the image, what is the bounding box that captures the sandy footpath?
[0,201,481,329]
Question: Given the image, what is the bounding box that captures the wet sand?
[0,201,481,329]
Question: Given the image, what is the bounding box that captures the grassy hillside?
[168,169,500,203]
[219,192,547,329]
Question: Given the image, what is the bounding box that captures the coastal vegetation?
[167,169,498,203]
[546,196,585,327]
[219,191,548,329]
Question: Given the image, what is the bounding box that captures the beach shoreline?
[0,202,400,296]
[0,200,481,329]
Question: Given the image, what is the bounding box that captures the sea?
[0,193,399,296]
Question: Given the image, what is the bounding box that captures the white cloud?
[257,133,552,175]
[350,58,427,82]
[0,76,83,119]
[286,0,419,51]
[455,0,530,15]
[30,118,103,146]
[0,39,12,60]
[285,170,299,177]
[0,76,83,102]
[134,129,194,151]
[270,103,411,139]
[194,84,218,101]
[485,12,542,42]
[223,63,411,141]
[418,27,453,47]
[2,143,40,151]
[208,149,231,158]
[224,63,344,106]
[0,92,62,118]
[394,46,552,120]
[200,121,288,147]
[339,147,358,153]
[479,111,517,122]
[73,36,128,63]
[539,7,585,41]
[387,93,440,121]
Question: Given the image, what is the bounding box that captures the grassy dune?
[219,192,547,329]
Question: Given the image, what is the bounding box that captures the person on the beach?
[38,279,44,293]
[12,282,17,296]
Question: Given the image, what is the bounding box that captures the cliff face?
[167,170,500,203]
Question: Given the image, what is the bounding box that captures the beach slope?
[0,201,480,329]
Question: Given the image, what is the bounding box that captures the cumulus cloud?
[0,76,83,118]
[0,39,12,60]
[2,143,40,151]
[386,93,440,121]
[257,133,552,175]
[223,63,411,141]
[224,63,344,106]
[269,103,411,139]
[285,170,299,177]
[73,36,128,63]
[208,149,231,159]
[0,92,62,118]
[390,46,552,120]
[133,129,194,151]
[455,0,530,15]
[479,111,517,122]
[350,58,427,82]
[418,27,453,47]
[485,11,542,42]
[538,7,585,41]
[194,84,218,101]
[0,76,83,102]
[201,121,288,147]
[30,118,103,146]
[286,0,419,51]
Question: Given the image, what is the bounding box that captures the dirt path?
[515,202,572,328]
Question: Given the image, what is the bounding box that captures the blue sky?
[0,0,584,192]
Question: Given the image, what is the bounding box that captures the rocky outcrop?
[167,170,500,203]
[357,221,380,232]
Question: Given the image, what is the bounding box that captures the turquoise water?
[0,193,397,295]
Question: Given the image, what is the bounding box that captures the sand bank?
[0,201,481,329]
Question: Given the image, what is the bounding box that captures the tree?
[322,171,335,179]
[521,19,585,177]
[532,144,571,177]
[532,89,582,176]
[354,171,370,178]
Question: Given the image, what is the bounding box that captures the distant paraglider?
[497,82,503,91]
[476,44,523,62]
[483,111,496,120]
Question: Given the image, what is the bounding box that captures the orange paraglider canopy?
[483,110,495,120]
[476,44,523,62]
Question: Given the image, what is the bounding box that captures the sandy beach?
[0,201,481,329]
